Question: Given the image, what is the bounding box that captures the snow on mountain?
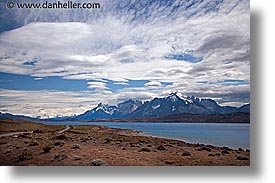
[1,93,249,121]
[116,99,142,116]
[75,93,250,120]
[76,103,118,120]
[166,92,180,102]
[76,100,142,120]
[94,103,117,115]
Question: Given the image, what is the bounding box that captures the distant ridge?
[74,93,250,120]
[91,112,250,123]
[0,112,36,121]
[0,93,250,122]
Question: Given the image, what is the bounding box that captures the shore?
[0,119,250,166]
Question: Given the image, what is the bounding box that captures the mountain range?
[0,93,250,122]
[74,93,250,120]
[0,112,37,121]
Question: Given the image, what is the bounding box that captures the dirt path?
[0,131,32,138]
[57,125,71,134]
[0,125,70,137]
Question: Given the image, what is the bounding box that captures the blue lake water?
[42,121,250,150]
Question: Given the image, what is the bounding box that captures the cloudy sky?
[0,0,250,118]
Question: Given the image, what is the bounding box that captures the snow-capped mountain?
[76,103,118,120]
[0,93,249,121]
[126,93,190,118]
[75,93,250,120]
[76,99,142,120]
[116,99,143,116]
[126,93,241,118]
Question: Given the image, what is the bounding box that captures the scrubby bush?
[33,129,42,133]
[18,151,33,161]
[29,141,39,146]
[43,145,54,153]
[54,141,64,147]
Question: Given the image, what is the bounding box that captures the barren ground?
[0,119,250,166]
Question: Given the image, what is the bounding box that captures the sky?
[0,0,250,118]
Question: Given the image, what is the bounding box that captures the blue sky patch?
[0,72,88,91]
[23,60,37,66]
[0,72,173,92]
[165,53,203,63]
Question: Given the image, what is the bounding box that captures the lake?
[42,121,250,150]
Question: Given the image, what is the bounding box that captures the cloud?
[0,89,98,118]
[0,0,249,82]
[87,81,112,94]
[0,0,250,116]
[87,81,108,90]
[34,77,43,80]
[144,81,162,87]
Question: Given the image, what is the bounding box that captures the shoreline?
[41,112,250,124]
[98,126,250,151]
[0,119,250,166]
[136,133,250,151]
[44,120,250,124]
[41,121,250,150]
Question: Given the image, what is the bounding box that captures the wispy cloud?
[144,81,162,87]
[0,89,97,117]
[0,0,250,117]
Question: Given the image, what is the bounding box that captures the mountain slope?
[127,94,243,118]
[76,99,143,120]
[0,112,35,121]
[0,94,250,121]
[76,103,118,120]
[75,93,250,120]
[238,104,250,113]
